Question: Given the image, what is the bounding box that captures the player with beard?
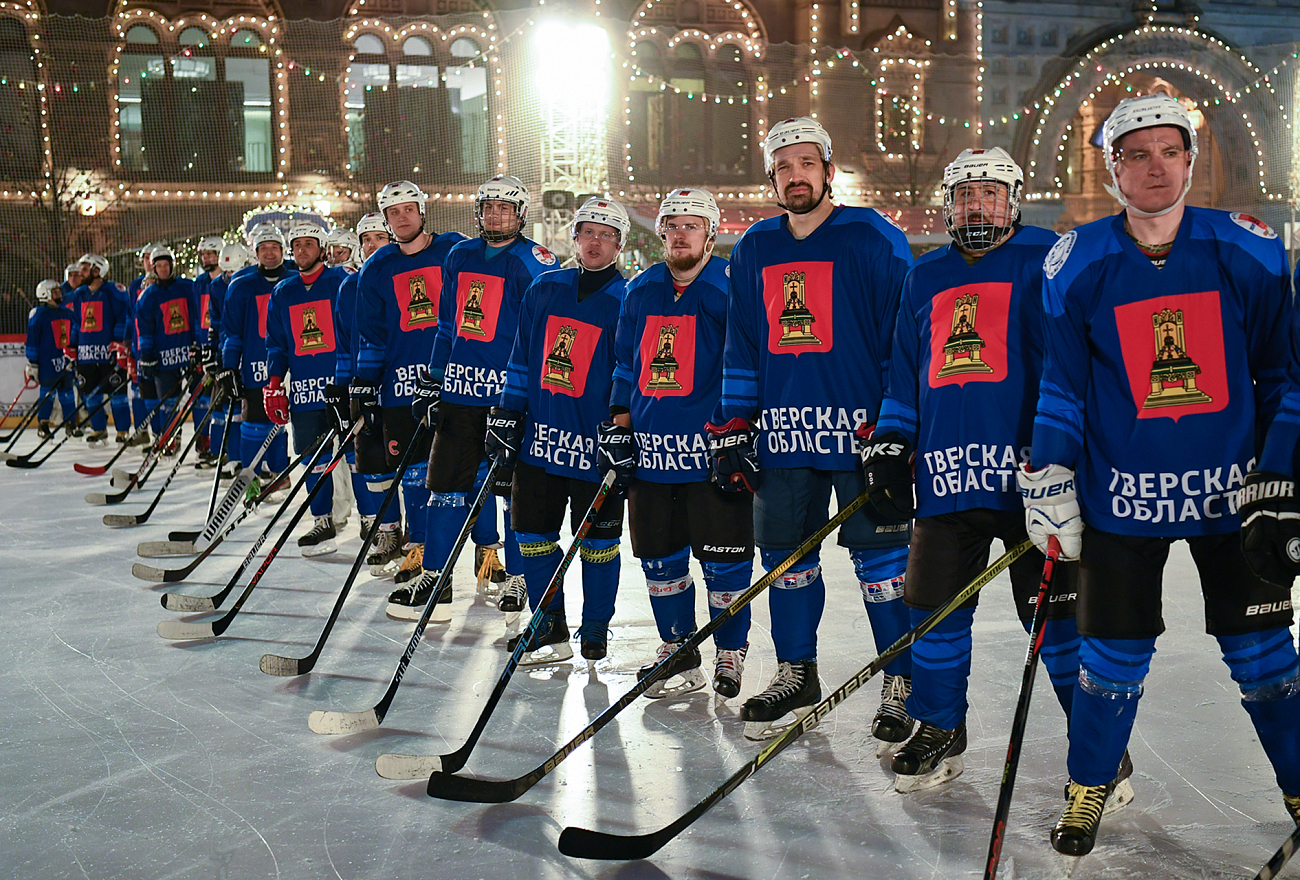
[604,188,752,698]
[711,117,915,743]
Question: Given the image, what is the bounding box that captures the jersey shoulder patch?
[1230,212,1277,239]
[531,244,557,266]
[875,208,905,233]
[1043,230,1076,280]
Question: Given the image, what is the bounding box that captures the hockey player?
[190,235,226,464]
[329,213,393,544]
[352,181,465,579]
[486,197,630,664]
[398,175,556,621]
[70,253,130,444]
[605,188,752,698]
[124,243,157,445]
[327,228,361,271]
[62,262,82,299]
[865,148,1095,794]
[25,280,77,437]
[216,225,293,479]
[711,117,915,742]
[1023,93,1300,855]
[205,241,252,472]
[265,223,349,555]
[136,245,197,452]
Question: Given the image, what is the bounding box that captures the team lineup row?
[21,92,1300,866]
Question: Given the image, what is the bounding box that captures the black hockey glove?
[485,407,525,469]
[349,378,381,436]
[138,355,159,382]
[705,417,760,493]
[201,344,220,375]
[597,421,637,494]
[410,366,442,430]
[1238,470,1300,587]
[858,425,915,523]
[323,382,351,435]
[188,341,205,373]
[212,366,242,400]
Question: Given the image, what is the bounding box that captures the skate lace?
[476,547,502,583]
[394,569,438,602]
[902,723,958,763]
[1061,781,1110,830]
[1284,792,1300,825]
[715,647,746,679]
[398,544,424,571]
[306,516,332,536]
[501,575,527,603]
[878,674,911,719]
[654,640,683,663]
[753,661,803,706]
[576,621,607,644]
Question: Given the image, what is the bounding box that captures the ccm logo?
[865,441,905,458]
[1246,600,1292,616]
[1019,479,1075,500]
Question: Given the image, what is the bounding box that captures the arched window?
[628,42,664,176]
[707,44,750,176]
[118,24,164,174]
[667,42,706,177]
[0,15,41,179]
[446,37,487,178]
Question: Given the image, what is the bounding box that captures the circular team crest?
[1288,537,1300,564]
[532,244,557,266]
[1231,212,1277,239]
[1043,230,1076,280]
[724,263,730,278]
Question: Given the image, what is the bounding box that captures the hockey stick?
[376,470,618,779]
[426,489,876,802]
[203,397,238,524]
[85,376,206,503]
[2,371,117,465]
[555,539,1033,860]
[1254,827,1300,880]
[160,427,339,611]
[157,427,351,640]
[0,375,42,444]
[984,536,1062,880]
[0,375,37,423]
[307,453,503,735]
[188,423,285,551]
[258,423,430,677]
[101,399,224,526]
[73,391,176,476]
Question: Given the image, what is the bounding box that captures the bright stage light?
[532,18,611,118]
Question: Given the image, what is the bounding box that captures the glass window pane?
[353,33,386,55]
[125,25,159,44]
[171,55,215,80]
[403,35,432,56]
[396,63,437,89]
[225,56,272,172]
[450,37,479,58]
[231,29,262,48]
[179,26,209,47]
[445,63,487,176]
[345,61,390,171]
[119,54,164,172]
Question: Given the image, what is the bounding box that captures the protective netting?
[0,10,1297,334]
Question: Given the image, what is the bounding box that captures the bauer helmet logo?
[1044,230,1076,280]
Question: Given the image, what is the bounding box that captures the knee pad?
[643,548,691,595]
[1078,636,1157,700]
[581,537,620,564]
[428,491,466,508]
[1217,628,1300,701]
[850,546,908,583]
[760,547,820,573]
[518,532,560,557]
[402,462,428,491]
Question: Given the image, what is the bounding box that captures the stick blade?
[426,770,527,804]
[308,708,379,735]
[558,826,667,861]
[85,492,109,505]
[259,653,304,677]
[74,462,108,476]
[5,455,37,468]
[137,540,196,558]
[156,619,216,640]
[111,468,133,488]
[375,754,441,780]
[161,593,215,612]
[103,513,143,528]
[131,562,168,582]
[0,451,15,462]
[167,529,201,543]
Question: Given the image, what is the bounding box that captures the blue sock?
[502,503,521,574]
[580,537,620,631]
[38,387,56,422]
[266,429,289,475]
[702,558,752,650]
[644,548,695,642]
[348,454,380,517]
[111,392,131,433]
[306,454,334,516]
[130,382,146,427]
[852,547,911,678]
[146,398,162,434]
[88,393,107,432]
[1067,637,1156,786]
[241,420,271,473]
[402,462,429,545]
[906,605,974,729]
[1036,616,1081,719]
[470,459,500,546]
[1219,628,1300,794]
[761,548,823,663]
[424,490,465,572]
[517,531,563,613]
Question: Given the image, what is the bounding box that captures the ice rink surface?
[1,436,1298,880]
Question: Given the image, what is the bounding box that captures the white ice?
[0,432,1297,880]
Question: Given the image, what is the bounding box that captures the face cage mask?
[476,201,524,244]
[943,182,1019,253]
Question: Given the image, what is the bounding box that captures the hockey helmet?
[64,262,80,283]
[248,223,286,251]
[355,212,388,238]
[36,279,61,304]
[197,235,225,254]
[218,241,252,272]
[78,253,110,278]
[150,244,175,264]
[762,117,833,176]
[571,197,631,245]
[1101,94,1198,218]
[287,222,328,248]
[475,174,530,243]
[377,180,427,215]
[656,188,720,238]
[941,148,1024,253]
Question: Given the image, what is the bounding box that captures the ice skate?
[298,516,337,557]
[872,673,915,756]
[128,429,151,448]
[891,721,966,793]
[86,429,109,447]
[1104,750,1135,816]
[385,570,450,622]
[474,543,506,599]
[639,637,705,698]
[713,644,747,699]
[742,660,820,741]
[578,621,609,660]
[366,525,402,576]
[498,574,527,638]
[37,420,52,440]
[510,612,572,666]
[1285,791,1300,826]
[1051,778,1115,856]
[393,543,423,584]
[115,431,130,445]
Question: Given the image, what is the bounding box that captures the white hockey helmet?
[287,222,328,248]
[64,262,80,283]
[377,180,427,215]
[657,188,720,238]
[36,279,61,304]
[327,227,360,252]
[138,242,156,259]
[78,252,109,278]
[941,147,1024,253]
[475,174,529,243]
[1101,93,1198,218]
[355,212,388,238]
[197,235,225,254]
[150,244,175,263]
[218,241,252,272]
[762,117,833,176]
[249,223,286,251]
[571,197,631,245]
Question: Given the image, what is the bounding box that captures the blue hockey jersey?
[718,206,914,470]
[222,266,297,390]
[69,280,129,364]
[136,277,198,370]
[877,226,1058,516]
[611,257,730,483]
[26,303,76,383]
[430,236,559,406]
[334,270,360,386]
[1030,207,1298,536]
[265,266,348,411]
[354,233,466,405]
[502,267,627,480]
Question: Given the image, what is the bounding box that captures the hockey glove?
[410,365,442,430]
[188,341,205,373]
[201,344,220,375]
[485,407,525,469]
[263,377,290,426]
[705,417,760,493]
[597,420,637,494]
[212,366,241,400]
[138,355,159,382]
[1238,471,1300,587]
[490,463,515,498]
[24,362,38,383]
[323,382,351,435]
[350,378,381,435]
[109,341,128,370]
[1016,464,1083,561]
[858,425,915,523]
